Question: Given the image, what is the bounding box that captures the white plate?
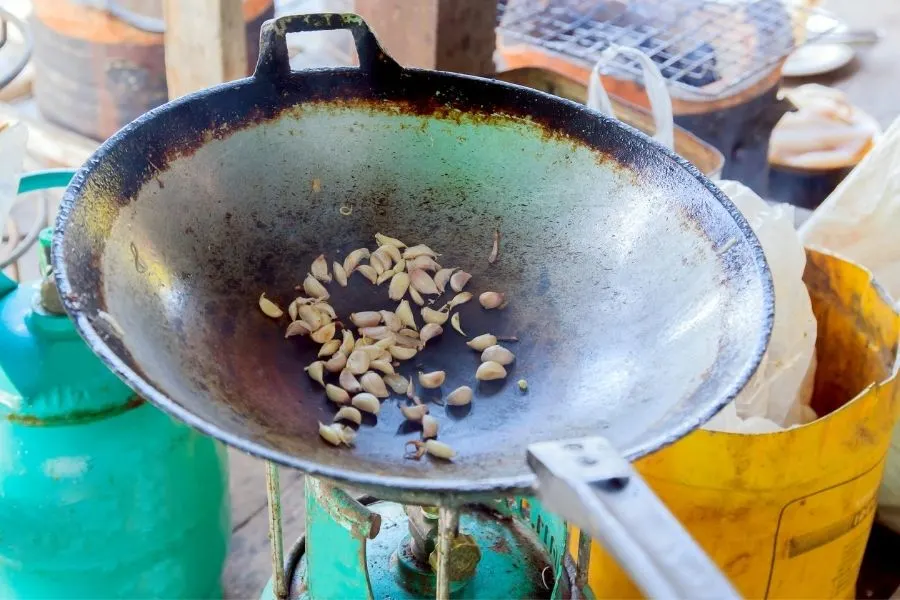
[783,44,855,78]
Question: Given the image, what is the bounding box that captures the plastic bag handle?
[588,45,674,150]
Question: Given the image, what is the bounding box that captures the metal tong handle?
[254,13,401,81]
[528,436,741,600]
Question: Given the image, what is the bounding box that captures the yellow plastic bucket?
[572,249,900,599]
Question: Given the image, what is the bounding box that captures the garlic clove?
[319,422,342,446]
[451,313,466,336]
[370,359,395,375]
[390,346,417,361]
[395,300,417,330]
[442,292,472,312]
[419,323,443,344]
[285,320,311,338]
[409,285,425,306]
[298,305,324,331]
[339,368,363,394]
[259,293,283,318]
[408,256,440,272]
[340,330,355,355]
[481,345,515,365]
[384,373,409,394]
[479,291,506,310]
[311,254,331,282]
[318,339,341,357]
[467,334,497,351]
[369,253,387,275]
[406,376,415,400]
[421,414,438,439]
[355,265,378,284]
[324,352,348,373]
[476,361,507,381]
[402,244,438,259]
[380,244,402,263]
[326,384,350,405]
[315,302,337,321]
[311,322,336,344]
[399,403,429,421]
[375,233,406,248]
[359,326,391,341]
[288,300,299,321]
[434,268,456,293]
[446,386,473,406]
[334,406,362,425]
[351,392,381,415]
[409,269,439,295]
[343,248,370,274]
[303,274,329,299]
[388,272,410,301]
[421,307,449,325]
[347,350,370,375]
[351,311,382,328]
[360,372,389,398]
[380,310,402,332]
[449,271,471,293]
[418,370,446,389]
[305,361,326,386]
[424,439,455,459]
[333,261,348,287]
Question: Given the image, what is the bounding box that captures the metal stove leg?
[265,461,287,600]
[436,506,460,600]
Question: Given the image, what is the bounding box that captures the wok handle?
[527,437,741,600]
[254,13,401,81]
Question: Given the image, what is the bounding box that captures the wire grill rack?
[497,0,833,100]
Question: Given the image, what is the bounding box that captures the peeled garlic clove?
[482,344,515,365]
[467,334,497,351]
[421,307,449,325]
[305,361,326,386]
[380,310,402,332]
[351,311,382,328]
[298,305,324,331]
[479,291,506,310]
[394,332,421,349]
[409,286,425,306]
[318,339,341,357]
[451,313,466,336]
[340,369,363,394]
[384,373,409,394]
[370,359,395,375]
[355,265,378,284]
[433,268,456,293]
[360,372,389,398]
[373,246,393,269]
[336,424,356,445]
[444,292,473,311]
[352,392,381,415]
[359,326,391,340]
[375,233,406,248]
[374,337,396,350]
[418,370,446,389]
[311,322,336,344]
[409,269,439,295]
[388,272,410,301]
[315,302,337,320]
[356,345,384,361]
[288,300,299,321]
[408,256,440,272]
[450,271,471,293]
[421,414,438,439]
[311,254,331,282]
[402,244,437,259]
[424,439,455,459]
[447,385,473,406]
[381,244,402,263]
[303,274,329,299]
[340,330,355,355]
[325,351,348,373]
[259,293,283,318]
[369,253,387,275]
[343,248,371,274]
[390,346,417,361]
[406,376,415,400]
[419,323,443,344]
[326,384,350,405]
[319,422,342,446]
[334,406,362,425]
[396,300,417,330]
[333,261,348,287]
[285,320,311,338]
[476,361,507,381]
[347,349,370,375]
[400,403,429,421]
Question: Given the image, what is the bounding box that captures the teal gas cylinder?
[0,171,230,598]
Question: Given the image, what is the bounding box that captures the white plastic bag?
[703,180,818,433]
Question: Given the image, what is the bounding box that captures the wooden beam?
[162,0,248,99]
[354,0,497,75]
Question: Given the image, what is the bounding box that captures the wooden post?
[162,0,248,99]
[354,0,497,75]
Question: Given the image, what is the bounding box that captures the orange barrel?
[31,0,274,141]
[571,249,900,599]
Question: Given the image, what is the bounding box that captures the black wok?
[53,14,772,598]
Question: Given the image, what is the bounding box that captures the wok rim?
[53,67,775,500]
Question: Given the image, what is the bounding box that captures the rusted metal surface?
[53,13,773,507]
[31,0,273,141]
[265,460,287,600]
[436,506,460,600]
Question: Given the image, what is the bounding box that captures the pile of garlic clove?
[258,232,518,460]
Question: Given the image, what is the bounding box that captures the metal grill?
[497,0,833,100]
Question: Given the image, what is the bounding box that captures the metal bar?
[265,461,287,600]
[575,530,592,593]
[436,506,460,600]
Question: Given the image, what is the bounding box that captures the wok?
[53,14,773,598]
